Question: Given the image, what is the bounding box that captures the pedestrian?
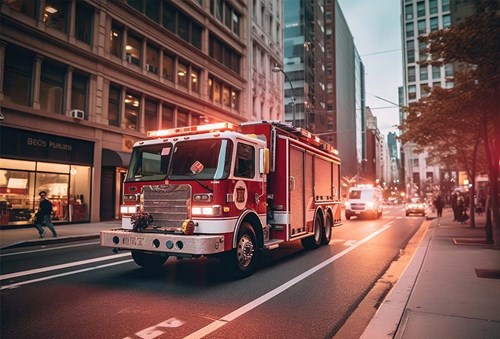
[456,194,468,224]
[451,192,458,221]
[434,194,444,217]
[33,191,58,238]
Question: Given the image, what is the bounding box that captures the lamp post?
[272,64,296,127]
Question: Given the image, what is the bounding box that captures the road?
[0,205,424,339]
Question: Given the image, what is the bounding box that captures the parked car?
[405,197,426,216]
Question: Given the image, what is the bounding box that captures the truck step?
[264,239,284,250]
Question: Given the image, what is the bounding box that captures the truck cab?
[344,185,383,220]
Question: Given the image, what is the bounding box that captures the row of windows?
[405,15,451,38]
[407,64,453,82]
[405,0,450,20]
[210,0,241,37]
[7,0,94,44]
[2,44,240,128]
[408,80,453,100]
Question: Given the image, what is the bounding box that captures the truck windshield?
[125,143,173,181]
[168,139,233,180]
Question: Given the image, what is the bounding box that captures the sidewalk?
[362,210,500,338]
[0,220,120,250]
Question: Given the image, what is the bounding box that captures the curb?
[0,234,100,250]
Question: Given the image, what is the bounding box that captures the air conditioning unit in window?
[70,109,85,120]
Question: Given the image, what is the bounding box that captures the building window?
[420,84,429,97]
[126,33,142,66]
[146,44,159,74]
[162,104,174,129]
[209,34,241,74]
[408,85,417,100]
[43,0,69,33]
[405,4,413,20]
[191,68,200,93]
[231,90,239,110]
[177,62,189,88]
[163,52,174,81]
[40,61,65,114]
[7,0,38,19]
[408,66,416,82]
[430,17,439,32]
[110,23,123,58]
[418,20,426,35]
[433,82,441,88]
[211,0,241,37]
[442,0,450,12]
[406,40,415,63]
[419,65,428,81]
[145,1,160,23]
[75,1,93,44]
[445,64,453,77]
[71,72,88,115]
[445,81,454,88]
[432,65,441,79]
[162,2,202,49]
[144,99,157,132]
[417,1,425,17]
[419,40,427,61]
[443,15,451,28]
[222,86,230,106]
[124,92,140,130]
[429,0,438,14]
[3,45,34,106]
[108,85,120,127]
[406,22,414,38]
[177,110,188,127]
[162,1,176,32]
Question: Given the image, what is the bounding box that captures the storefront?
[0,127,94,227]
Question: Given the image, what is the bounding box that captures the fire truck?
[101,121,342,278]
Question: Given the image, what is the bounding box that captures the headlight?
[418,204,424,208]
[192,205,222,216]
[120,205,138,214]
[345,202,350,208]
[366,201,374,209]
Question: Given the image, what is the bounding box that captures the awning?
[102,149,131,167]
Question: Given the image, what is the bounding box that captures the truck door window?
[234,143,255,179]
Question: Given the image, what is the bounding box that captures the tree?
[400,0,500,246]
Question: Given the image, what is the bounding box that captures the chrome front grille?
[142,184,191,231]
[351,203,365,211]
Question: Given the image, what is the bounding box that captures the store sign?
[0,127,94,165]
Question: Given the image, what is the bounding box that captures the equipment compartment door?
[290,146,305,235]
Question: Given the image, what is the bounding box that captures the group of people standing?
[432,191,470,223]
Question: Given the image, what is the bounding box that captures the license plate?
[123,236,144,247]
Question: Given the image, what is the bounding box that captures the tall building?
[387,132,400,183]
[0,0,283,227]
[401,0,452,196]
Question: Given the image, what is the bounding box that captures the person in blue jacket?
[34,191,58,238]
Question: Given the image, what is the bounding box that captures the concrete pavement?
[1,211,499,338]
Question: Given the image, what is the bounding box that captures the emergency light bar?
[147,122,238,138]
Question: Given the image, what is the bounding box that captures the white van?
[344,186,383,220]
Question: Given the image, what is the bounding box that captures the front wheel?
[224,222,261,279]
[132,251,168,269]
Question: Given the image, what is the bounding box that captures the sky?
[337,0,403,137]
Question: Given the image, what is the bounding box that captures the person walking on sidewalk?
[34,191,58,238]
[434,194,445,217]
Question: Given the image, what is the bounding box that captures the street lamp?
[272,64,296,127]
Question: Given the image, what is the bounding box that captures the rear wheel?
[345,212,351,220]
[131,251,168,269]
[224,222,261,279]
[321,213,333,245]
[302,213,323,250]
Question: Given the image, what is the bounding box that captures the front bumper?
[100,229,225,255]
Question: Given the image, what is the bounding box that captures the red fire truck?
[101,121,342,278]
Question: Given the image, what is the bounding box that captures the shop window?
[108,85,120,127]
[163,52,174,81]
[43,0,69,33]
[126,33,142,66]
[69,165,91,222]
[162,104,174,129]
[75,1,93,44]
[40,61,65,114]
[146,44,159,74]
[7,0,38,19]
[145,99,158,132]
[178,62,188,88]
[35,171,69,221]
[3,44,34,106]
[110,23,123,58]
[71,72,88,115]
[0,169,35,225]
[125,92,140,130]
[191,68,200,93]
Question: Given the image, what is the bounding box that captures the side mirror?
[259,148,270,174]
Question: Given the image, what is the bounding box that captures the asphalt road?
[0,205,424,339]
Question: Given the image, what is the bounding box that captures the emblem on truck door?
[233,180,247,210]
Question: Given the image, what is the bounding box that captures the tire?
[406,212,409,216]
[132,251,168,269]
[225,222,261,279]
[302,213,323,250]
[321,213,333,245]
[345,213,351,220]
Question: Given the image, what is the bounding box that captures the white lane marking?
[0,241,100,257]
[125,318,185,339]
[343,240,357,246]
[183,223,393,339]
[0,259,133,290]
[0,252,131,281]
